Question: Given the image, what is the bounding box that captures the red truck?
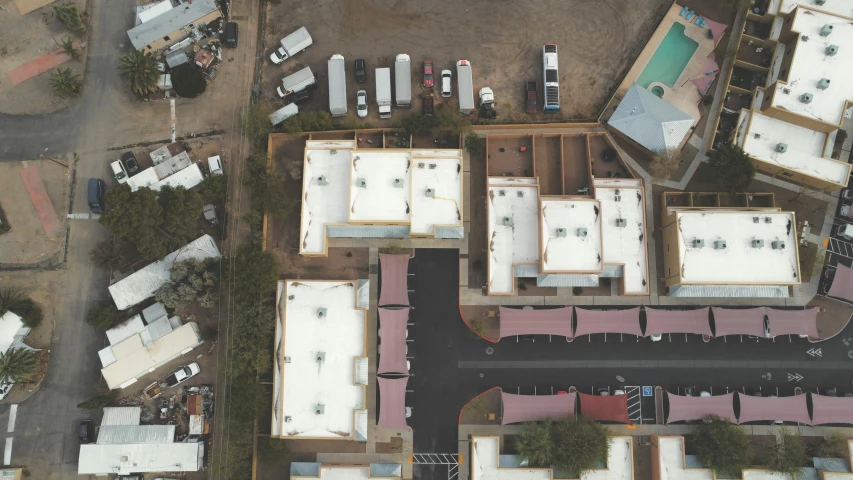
[525,81,537,114]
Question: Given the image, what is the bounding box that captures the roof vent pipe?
[776,143,788,153]
[820,24,833,37]
[818,78,831,90]
[826,45,839,56]
[800,93,813,104]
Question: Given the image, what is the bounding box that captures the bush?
[703,95,714,106]
[465,134,485,158]
[77,392,116,410]
[707,144,756,194]
[201,325,218,342]
[517,416,609,475]
[258,436,290,465]
[86,302,123,330]
[572,286,583,296]
[816,432,849,458]
[244,153,294,217]
[692,415,751,477]
[198,174,226,203]
[155,259,219,309]
[0,289,43,328]
[53,2,85,32]
[281,110,333,134]
[171,65,207,98]
[242,102,275,147]
[765,428,808,475]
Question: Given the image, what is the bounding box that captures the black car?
[79,419,94,444]
[354,58,367,83]
[284,90,312,106]
[120,152,140,176]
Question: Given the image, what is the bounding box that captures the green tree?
[281,110,333,134]
[49,68,81,98]
[53,2,85,32]
[765,428,808,475]
[242,102,275,146]
[692,415,752,477]
[465,133,485,158]
[400,113,437,135]
[707,143,756,194]
[118,50,160,97]
[245,153,293,217]
[816,433,850,458]
[85,301,123,330]
[0,348,38,383]
[198,174,226,203]
[89,239,131,271]
[155,259,218,309]
[516,419,554,466]
[56,36,79,59]
[434,103,470,134]
[171,64,207,98]
[552,415,610,475]
[258,436,290,465]
[158,186,203,246]
[77,392,116,410]
[0,289,43,328]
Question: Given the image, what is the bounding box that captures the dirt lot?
[0,0,87,114]
[262,0,675,122]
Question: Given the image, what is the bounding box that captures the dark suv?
[120,152,140,176]
[79,419,94,444]
[354,59,367,83]
[284,90,312,106]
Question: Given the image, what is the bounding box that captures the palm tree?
[49,67,82,98]
[0,348,38,383]
[0,289,27,316]
[57,36,79,59]
[118,50,160,97]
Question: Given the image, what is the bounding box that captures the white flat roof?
[301,147,352,254]
[540,198,603,273]
[153,163,204,191]
[349,152,411,223]
[320,467,370,480]
[78,442,202,475]
[676,211,800,284]
[0,311,29,356]
[487,181,540,294]
[275,280,366,438]
[741,111,849,185]
[771,7,853,126]
[105,315,145,345]
[780,1,853,17]
[595,180,649,294]
[410,152,463,235]
[656,437,713,480]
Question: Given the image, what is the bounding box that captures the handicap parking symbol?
[642,386,653,397]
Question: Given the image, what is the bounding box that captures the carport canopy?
[574,307,642,337]
[810,394,853,425]
[377,376,409,429]
[665,392,736,424]
[828,263,853,303]
[644,307,711,337]
[711,307,765,337]
[736,393,811,425]
[378,254,410,307]
[578,393,629,423]
[377,308,408,375]
[501,391,577,425]
[765,308,819,338]
[498,307,573,339]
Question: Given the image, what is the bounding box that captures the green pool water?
[636,23,699,88]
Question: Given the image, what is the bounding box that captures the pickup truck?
[165,362,200,388]
[526,81,537,114]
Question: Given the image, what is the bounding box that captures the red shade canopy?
[712,307,766,337]
[644,307,711,337]
[766,308,819,338]
[810,394,853,426]
[377,376,409,429]
[378,254,410,307]
[578,393,629,423]
[736,393,811,425]
[574,308,642,337]
[665,392,736,424]
[828,264,853,303]
[377,308,408,375]
[498,307,573,338]
[500,391,577,425]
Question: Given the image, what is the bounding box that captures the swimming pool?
[636,23,699,88]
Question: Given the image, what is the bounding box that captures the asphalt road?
[406,249,853,457]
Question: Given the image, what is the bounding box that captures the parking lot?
[261,0,674,121]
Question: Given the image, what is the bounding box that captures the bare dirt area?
[0,0,87,114]
[487,136,533,177]
[262,0,674,121]
[0,159,70,265]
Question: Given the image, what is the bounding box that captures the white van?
[208,155,223,175]
[110,160,128,184]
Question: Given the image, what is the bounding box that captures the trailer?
[270,27,313,64]
[395,54,412,108]
[269,103,299,126]
[328,54,347,117]
[277,66,315,98]
[376,67,392,119]
[543,44,560,112]
[456,60,474,115]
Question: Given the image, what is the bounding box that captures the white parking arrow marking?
[787,373,804,382]
[807,348,823,358]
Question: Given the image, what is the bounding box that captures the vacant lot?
[262,0,674,121]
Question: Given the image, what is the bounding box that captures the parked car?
[203,204,218,227]
[165,362,200,388]
[613,389,625,396]
[284,90,312,106]
[121,152,140,176]
[223,22,238,48]
[79,419,94,444]
[208,155,223,175]
[423,60,434,88]
[422,93,434,116]
[405,406,413,418]
[88,178,105,214]
[356,90,368,118]
[597,387,610,396]
[354,58,367,83]
[110,160,128,184]
[440,69,452,97]
[525,81,537,114]
[650,333,662,342]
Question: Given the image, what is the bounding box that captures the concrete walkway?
[5,48,72,86]
[18,165,61,237]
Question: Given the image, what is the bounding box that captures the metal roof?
[78,442,203,475]
[127,0,220,50]
[96,425,175,444]
[536,274,599,287]
[356,279,370,310]
[608,83,694,159]
[142,302,168,323]
[101,407,141,426]
[435,226,464,239]
[326,225,409,238]
[291,463,322,476]
[668,284,789,298]
[370,464,402,478]
[513,265,540,278]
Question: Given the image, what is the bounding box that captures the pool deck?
[603,3,719,123]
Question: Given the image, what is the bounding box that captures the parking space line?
[3,438,11,465]
[6,405,16,433]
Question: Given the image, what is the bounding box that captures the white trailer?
[269,27,313,64]
[328,54,347,117]
[277,66,315,98]
[269,104,299,126]
[376,67,392,119]
[394,54,412,108]
[456,60,474,115]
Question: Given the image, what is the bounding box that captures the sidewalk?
[5,48,72,86]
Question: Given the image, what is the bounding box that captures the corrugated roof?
[101,407,141,426]
[536,274,599,287]
[326,225,410,238]
[96,425,175,444]
[127,0,220,50]
[141,302,167,323]
[354,409,368,442]
[356,279,370,309]
[78,442,202,475]
[608,83,694,159]
[435,226,464,239]
[813,457,850,473]
[513,265,540,277]
[291,463,322,477]
[139,315,174,346]
[370,463,402,478]
[599,265,623,278]
[668,284,789,298]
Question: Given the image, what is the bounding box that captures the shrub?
[53,2,85,32]
[692,415,751,477]
[86,302,123,330]
[201,325,218,342]
[258,436,290,465]
[703,95,714,106]
[77,392,116,410]
[0,289,43,328]
[572,286,583,296]
[465,134,485,158]
[171,65,207,98]
[155,259,219,309]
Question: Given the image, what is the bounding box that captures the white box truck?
[269,27,313,64]
[456,60,474,115]
[328,54,347,117]
[394,54,412,108]
[277,67,315,98]
[376,67,392,119]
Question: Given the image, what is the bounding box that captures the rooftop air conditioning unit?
[764,216,772,223]
[317,175,328,186]
[818,78,831,90]
[429,163,437,169]
[827,45,839,56]
[498,190,506,196]
[316,352,326,362]
[753,217,760,223]
[517,191,524,198]
[799,93,813,104]
[576,228,587,237]
[615,189,621,195]
[330,149,338,155]
[776,143,788,153]
[754,133,761,139]
[393,178,404,188]
[425,188,435,197]
[616,218,627,228]
[315,404,325,415]
[751,239,765,248]
[772,240,785,249]
[285,416,292,423]
[417,162,425,169]
[693,238,705,248]
[820,24,833,36]
[317,308,327,318]
[503,217,514,227]
[285,356,291,363]
[714,240,727,250]
[357,178,367,188]
[556,227,568,237]
[288,295,295,300]
[814,0,827,4]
